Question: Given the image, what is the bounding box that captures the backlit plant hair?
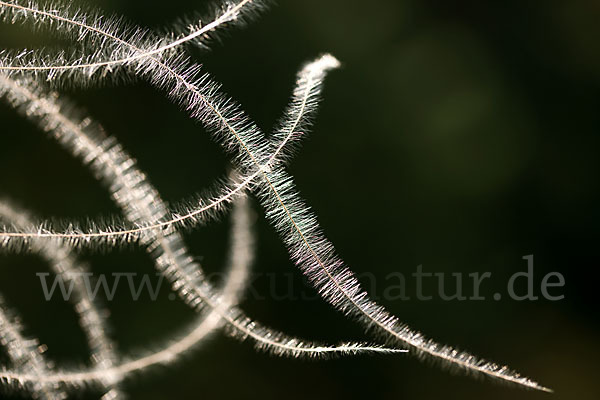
[0,0,550,398]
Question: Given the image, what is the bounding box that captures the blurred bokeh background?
[0,0,598,399]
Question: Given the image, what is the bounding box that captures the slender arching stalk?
[0,0,551,397]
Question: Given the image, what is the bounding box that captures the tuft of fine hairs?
[0,0,550,398]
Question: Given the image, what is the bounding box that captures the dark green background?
[0,0,598,399]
